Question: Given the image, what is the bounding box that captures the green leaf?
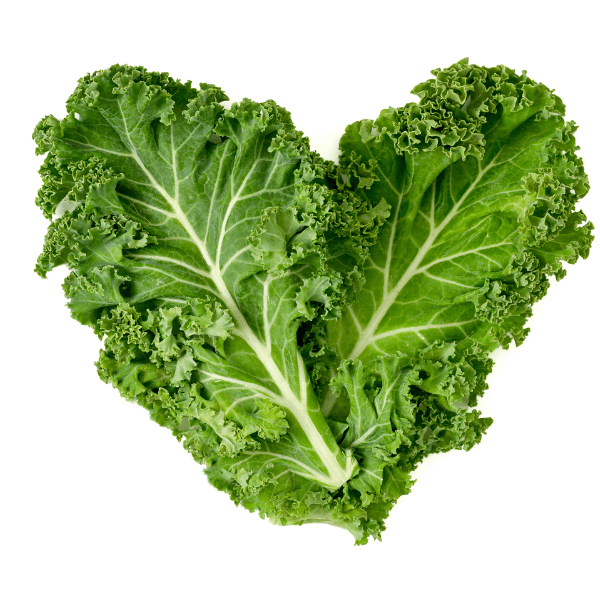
[35,65,380,494]
[314,60,591,542]
[325,60,592,411]
[34,61,593,545]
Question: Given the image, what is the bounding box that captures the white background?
[1,1,599,599]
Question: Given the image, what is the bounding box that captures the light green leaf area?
[325,61,592,420]
[34,66,376,498]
